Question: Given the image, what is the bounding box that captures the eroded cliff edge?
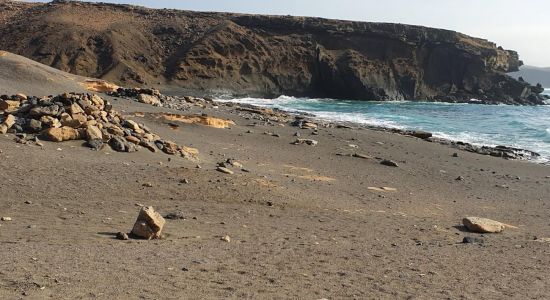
[0,0,544,104]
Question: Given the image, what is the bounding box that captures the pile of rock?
[107,87,216,111]
[108,87,165,106]
[0,93,197,159]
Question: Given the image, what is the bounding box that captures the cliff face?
[0,0,544,104]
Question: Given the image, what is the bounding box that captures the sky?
[25,0,550,66]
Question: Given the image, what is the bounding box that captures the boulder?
[29,105,59,117]
[162,140,179,155]
[2,114,16,128]
[0,100,20,111]
[86,139,104,150]
[109,136,128,152]
[125,135,140,145]
[27,119,43,133]
[69,103,85,115]
[139,140,157,152]
[137,94,161,106]
[85,125,103,141]
[39,115,61,128]
[42,126,82,142]
[462,217,509,233]
[131,206,166,240]
[123,120,142,133]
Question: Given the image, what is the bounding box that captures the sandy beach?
[1,87,550,299]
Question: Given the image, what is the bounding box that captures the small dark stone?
[116,232,129,240]
[180,179,189,184]
[164,211,186,220]
[109,136,128,152]
[456,176,465,181]
[462,236,484,244]
[86,139,104,151]
[380,159,399,167]
[452,153,459,157]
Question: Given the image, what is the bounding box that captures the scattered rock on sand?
[131,206,166,240]
[406,130,432,139]
[217,167,234,175]
[116,232,129,240]
[164,211,186,220]
[462,217,513,233]
[380,159,399,167]
[292,139,318,146]
[368,187,397,192]
[462,236,484,244]
[353,153,372,159]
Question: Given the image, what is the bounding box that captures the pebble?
[462,236,484,244]
[1,217,12,221]
[221,235,231,243]
[179,179,190,184]
[456,176,465,181]
[142,182,154,187]
[380,159,399,167]
[116,232,129,240]
[217,167,234,175]
[164,211,186,220]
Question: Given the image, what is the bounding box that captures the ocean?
[218,88,550,163]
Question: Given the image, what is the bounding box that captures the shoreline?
[208,98,546,164]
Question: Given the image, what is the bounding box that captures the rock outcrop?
[0,0,544,104]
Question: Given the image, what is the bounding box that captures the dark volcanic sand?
[1,93,550,299]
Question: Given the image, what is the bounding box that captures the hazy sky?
[26,0,550,66]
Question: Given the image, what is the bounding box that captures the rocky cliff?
[0,0,544,104]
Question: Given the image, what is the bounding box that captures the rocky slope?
[0,0,544,104]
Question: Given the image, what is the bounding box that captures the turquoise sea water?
[219,88,550,162]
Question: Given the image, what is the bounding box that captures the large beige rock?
[162,140,179,155]
[137,94,161,106]
[69,103,85,115]
[3,114,16,128]
[0,114,16,134]
[40,115,61,128]
[0,100,20,111]
[90,94,105,108]
[131,206,166,240]
[462,217,510,233]
[124,120,142,133]
[85,125,103,141]
[43,126,82,142]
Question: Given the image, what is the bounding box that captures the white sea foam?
[217,95,550,163]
